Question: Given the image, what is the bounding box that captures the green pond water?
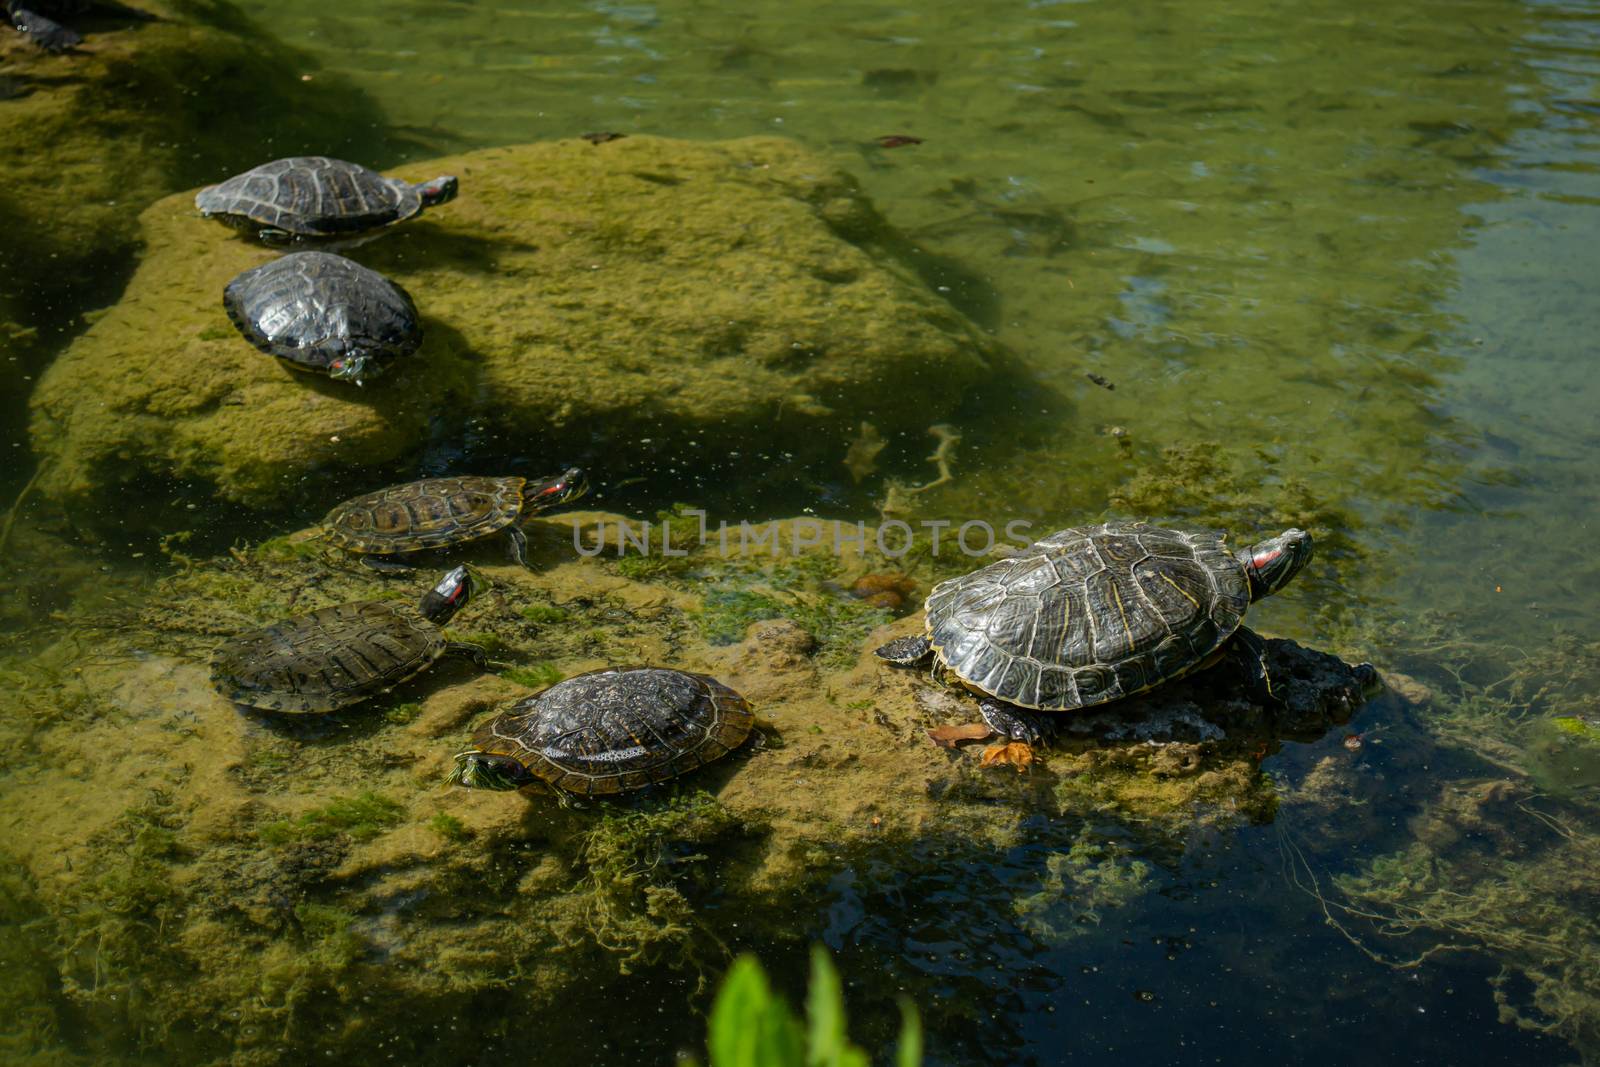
[3,0,1600,1063]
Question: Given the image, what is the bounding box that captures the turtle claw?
[980,742,1034,772]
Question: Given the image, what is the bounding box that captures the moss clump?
[429,814,471,842]
[696,587,888,667]
[383,702,424,726]
[1553,716,1600,743]
[292,903,366,972]
[577,792,753,978]
[503,663,565,690]
[259,792,405,846]
[519,604,570,625]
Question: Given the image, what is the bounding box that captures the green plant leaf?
[806,945,847,1067]
[895,995,923,1067]
[709,955,805,1067]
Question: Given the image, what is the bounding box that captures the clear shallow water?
[3,0,1600,1063]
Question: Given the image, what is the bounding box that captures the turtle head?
[417,175,459,208]
[449,750,535,791]
[419,566,473,624]
[328,354,380,386]
[1238,529,1313,601]
[526,467,589,512]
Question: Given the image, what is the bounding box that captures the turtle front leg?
[975,700,1058,772]
[445,642,489,668]
[504,526,534,570]
[928,700,1056,772]
[359,553,417,575]
[1228,626,1278,706]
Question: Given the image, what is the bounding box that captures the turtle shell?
[223,251,420,380]
[195,156,423,238]
[211,600,445,713]
[469,667,754,795]
[322,477,528,555]
[923,522,1250,711]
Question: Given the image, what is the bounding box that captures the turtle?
[317,469,590,572]
[211,566,486,714]
[874,522,1314,768]
[223,251,420,385]
[6,1,89,52]
[449,667,755,796]
[195,156,457,245]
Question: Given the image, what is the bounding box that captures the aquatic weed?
[258,792,405,845]
[576,791,750,980]
[503,663,565,689]
[429,813,470,842]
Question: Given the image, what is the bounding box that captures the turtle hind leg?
[1228,626,1278,706]
[504,526,533,570]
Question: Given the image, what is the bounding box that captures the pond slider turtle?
[223,251,420,385]
[195,156,457,244]
[874,522,1313,767]
[319,469,589,572]
[450,667,755,796]
[211,566,485,713]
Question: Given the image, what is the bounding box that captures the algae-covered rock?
[0,512,1378,1062]
[0,1,388,375]
[29,135,1002,516]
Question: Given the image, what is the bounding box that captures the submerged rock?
[29,136,1002,516]
[0,512,1382,1062]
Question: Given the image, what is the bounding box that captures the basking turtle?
[875,522,1314,767]
[211,566,485,714]
[195,156,457,244]
[450,667,754,796]
[223,251,420,385]
[318,469,589,572]
[7,1,88,52]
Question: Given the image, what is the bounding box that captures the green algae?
[1013,829,1153,944]
[576,791,757,979]
[428,813,470,842]
[501,663,565,690]
[257,792,405,846]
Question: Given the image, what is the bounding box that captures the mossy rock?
[29,135,1001,515]
[0,1,389,376]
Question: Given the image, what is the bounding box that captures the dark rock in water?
[1055,637,1379,747]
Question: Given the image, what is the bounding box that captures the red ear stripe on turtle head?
[1250,548,1283,572]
